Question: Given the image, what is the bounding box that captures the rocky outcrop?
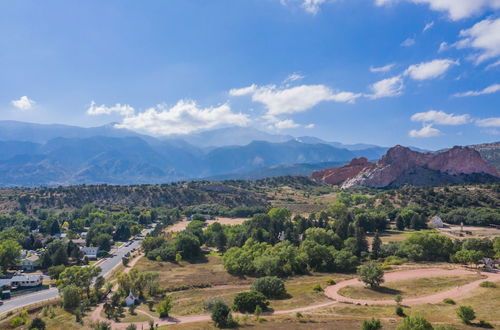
[312,145,499,188]
[311,157,373,185]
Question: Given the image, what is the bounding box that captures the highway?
[0,226,153,316]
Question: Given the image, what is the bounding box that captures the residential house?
[21,255,40,272]
[80,246,99,259]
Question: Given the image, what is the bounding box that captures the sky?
[0,0,499,150]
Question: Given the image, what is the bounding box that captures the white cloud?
[486,59,500,70]
[455,18,500,64]
[453,84,500,97]
[411,110,470,125]
[231,84,361,116]
[375,0,500,20]
[401,38,416,47]
[284,73,305,83]
[229,84,257,96]
[475,117,500,127]
[114,100,250,136]
[302,0,329,14]
[438,42,449,52]
[370,63,395,73]
[409,124,442,138]
[11,96,35,111]
[404,59,458,80]
[305,123,316,129]
[87,101,135,116]
[423,21,434,32]
[273,119,300,130]
[368,76,404,99]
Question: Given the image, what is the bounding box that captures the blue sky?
[0,0,499,150]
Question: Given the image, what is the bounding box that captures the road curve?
[324,268,500,306]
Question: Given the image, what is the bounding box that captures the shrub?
[443,298,455,305]
[29,317,46,330]
[157,296,173,318]
[211,300,235,328]
[358,262,384,288]
[125,325,137,330]
[233,291,268,313]
[10,317,25,327]
[312,284,323,292]
[326,279,336,285]
[479,281,496,288]
[478,320,493,328]
[362,318,382,330]
[395,306,405,317]
[396,316,433,330]
[434,325,458,330]
[251,277,287,299]
[457,305,475,324]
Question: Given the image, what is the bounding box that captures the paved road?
[0,226,154,316]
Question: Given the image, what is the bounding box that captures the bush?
[457,305,475,324]
[358,262,384,288]
[211,300,235,328]
[326,279,336,285]
[10,317,25,327]
[251,277,287,299]
[396,316,433,330]
[443,298,455,305]
[157,296,173,318]
[478,320,493,328]
[362,318,382,330]
[233,291,268,313]
[312,284,323,292]
[395,306,405,317]
[29,317,46,330]
[479,281,496,288]
[434,325,458,330]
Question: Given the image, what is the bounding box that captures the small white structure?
[80,246,99,259]
[429,216,444,228]
[125,291,139,306]
[21,255,40,272]
[0,275,43,288]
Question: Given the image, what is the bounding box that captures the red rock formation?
[312,145,499,188]
[311,157,373,185]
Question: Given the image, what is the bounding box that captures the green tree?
[362,318,382,330]
[396,316,433,330]
[211,300,232,328]
[157,296,173,318]
[456,306,475,324]
[251,276,287,299]
[63,285,82,311]
[371,233,382,259]
[0,239,21,272]
[357,262,384,288]
[233,291,268,313]
[57,265,101,298]
[452,250,483,267]
[29,317,46,330]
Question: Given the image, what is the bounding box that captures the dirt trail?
[324,268,500,306]
[90,268,500,328]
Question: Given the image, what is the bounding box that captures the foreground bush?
[396,316,433,330]
[233,291,269,313]
[456,305,475,324]
[251,276,287,299]
[211,300,236,328]
[358,262,384,288]
[362,318,382,330]
[479,281,496,288]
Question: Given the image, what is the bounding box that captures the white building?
[125,291,139,306]
[0,275,43,288]
[429,216,444,228]
[80,246,99,259]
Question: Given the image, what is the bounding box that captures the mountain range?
[0,120,498,187]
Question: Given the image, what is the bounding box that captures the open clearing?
[338,274,484,300]
[437,224,500,240]
[164,217,249,234]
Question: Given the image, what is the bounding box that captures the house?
[71,238,86,246]
[53,233,67,239]
[80,246,99,259]
[429,216,444,228]
[21,255,40,272]
[125,291,139,306]
[0,275,43,289]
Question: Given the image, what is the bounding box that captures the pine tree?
[371,232,382,259]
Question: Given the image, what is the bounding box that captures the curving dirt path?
[90,268,500,328]
[324,268,500,306]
